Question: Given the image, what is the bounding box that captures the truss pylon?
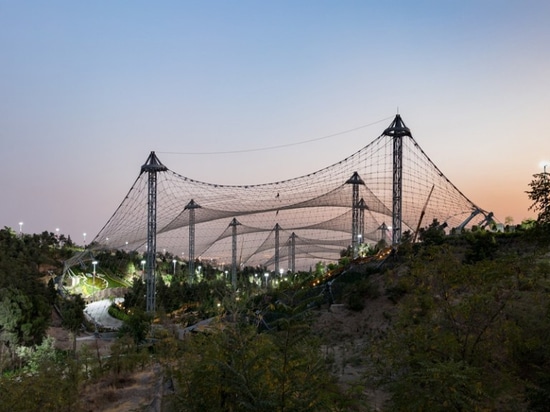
[346,171,365,257]
[274,223,280,275]
[357,198,368,246]
[184,199,201,283]
[383,114,411,245]
[229,218,241,290]
[140,151,167,313]
[288,232,296,273]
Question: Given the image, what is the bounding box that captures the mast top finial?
[383,114,411,138]
[141,151,168,173]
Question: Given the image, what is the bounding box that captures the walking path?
[84,298,124,330]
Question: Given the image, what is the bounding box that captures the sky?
[1,0,549,243]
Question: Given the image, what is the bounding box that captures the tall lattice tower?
[141,151,167,313]
[383,114,411,244]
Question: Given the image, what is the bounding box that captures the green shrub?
[108,304,129,322]
[344,278,380,311]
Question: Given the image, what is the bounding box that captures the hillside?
[47,279,393,411]
[4,226,550,411]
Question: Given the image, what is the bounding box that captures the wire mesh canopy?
[91,115,492,272]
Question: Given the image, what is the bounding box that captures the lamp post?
[172,259,177,276]
[92,260,98,293]
[18,221,23,235]
[264,272,270,290]
[55,227,60,237]
[540,161,549,174]
[83,232,87,246]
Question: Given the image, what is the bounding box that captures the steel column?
[383,114,411,245]
[184,199,201,284]
[140,151,167,313]
[230,218,241,289]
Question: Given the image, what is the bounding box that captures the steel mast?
[229,217,241,290]
[346,172,365,258]
[184,199,201,283]
[141,151,167,313]
[383,114,411,245]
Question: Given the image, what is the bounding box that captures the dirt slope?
[47,281,394,411]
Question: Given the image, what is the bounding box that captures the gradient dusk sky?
[1,1,549,243]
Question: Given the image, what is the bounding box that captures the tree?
[463,229,498,263]
[123,278,146,311]
[172,299,348,411]
[15,336,57,374]
[0,351,80,411]
[0,287,50,370]
[266,299,344,411]
[60,294,86,354]
[526,172,550,224]
[418,218,447,245]
[0,288,29,370]
[117,308,151,345]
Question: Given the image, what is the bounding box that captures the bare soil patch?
[314,282,395,410]
[48,309,113,356]
[78,368,162,412]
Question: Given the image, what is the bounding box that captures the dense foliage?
[0,228,59,371]
[526,172,550,224]
[368,227,550,411]
[169,295,352,412]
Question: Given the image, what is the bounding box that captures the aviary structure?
[90,115,493,296]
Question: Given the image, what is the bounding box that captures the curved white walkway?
[84,298,124,330]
